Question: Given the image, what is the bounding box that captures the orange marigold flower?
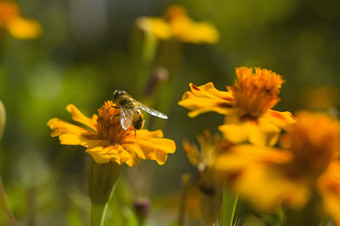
[136,5,219,44]
[47,101,176,167]
[214,112,340,224]
[0,1,42,39]
[178,67,296,146]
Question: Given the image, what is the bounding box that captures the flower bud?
[134,197,151,225]
[88,159,121,204]
[198,170,223,225]
[143,67,168,98]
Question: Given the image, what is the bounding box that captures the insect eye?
[113,90,121,100]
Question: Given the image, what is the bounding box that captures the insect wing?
[120,107,134,130]
[138,102,168,119]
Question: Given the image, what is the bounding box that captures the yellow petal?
[234,164,310,212]
[265,110,296,128]
[252,116,281,146]
[47,117,98,147]
[178,82,233,118]
[168,14,219,44]
[123,129,176,165]
[7,17,42,39]
[86,145,135,166]
[85,129,176,167]
[215,145,291,172]
[215,145,308,212]
[66,104,97,132]
[47,118,91,137]
[218,123,248,144]
[219,114,281,146]
[136,17,172,40]
[183,140,201,166]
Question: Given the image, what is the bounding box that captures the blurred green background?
[0,0,339,225]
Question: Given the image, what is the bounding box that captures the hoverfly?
[112,90,168,131]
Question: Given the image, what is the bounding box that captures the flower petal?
[215,145,291,172]
[178,82,233,118]
[7,17,42,39]
[136,17,172,40]
[219,114,281,146]
[266,110,296,128]
[66,104,97,132]
[233,164,310,212]
[183,140,201,166]
[170,16,219,44]
[318,161,340,225]
[86,145,138,166]
[122,129,176,165]
[47,118,98,146]
[215,145,308,212]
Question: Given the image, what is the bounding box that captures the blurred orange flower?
[136,5,219,44]
[0,1,42,39]
[215,112,340,224]
[183,130,229,172]
[178,67,296,146]
[183,130,229,224]
[48,101,176,167]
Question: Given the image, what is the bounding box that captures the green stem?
[0,176,16,226]
[137,33,159,97]
[222,185,238,226]
[90,202,108,226]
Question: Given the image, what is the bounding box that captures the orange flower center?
[164,5,187,21]
[281,112,340,177]
[97,101,131,144]
[0,2,19,25]
[229,67,284,118]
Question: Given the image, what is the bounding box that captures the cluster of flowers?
[47,4,340,225]
[179,67,340,224]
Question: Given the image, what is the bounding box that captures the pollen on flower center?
[229,67,284,118]
[97,101,129,144]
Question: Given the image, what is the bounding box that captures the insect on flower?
[112,90,168,131]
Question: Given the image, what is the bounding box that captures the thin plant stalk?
[222,185,238,226]
[0,176,17,226]
[137,32,159,97]
[88,159,121,226]
[90,202,108,226]
[178,174,191,226]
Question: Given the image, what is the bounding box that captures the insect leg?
[106,105,120,113]
[109,113,121,123]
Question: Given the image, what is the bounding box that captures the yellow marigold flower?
[136,5,219,44]
[178,67,296,146]
[47,101,176,167]
[0,1,42,39]
[7,17,42,39]
[215,112,340,224]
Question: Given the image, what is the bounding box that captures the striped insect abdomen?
[132,108,145,130]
